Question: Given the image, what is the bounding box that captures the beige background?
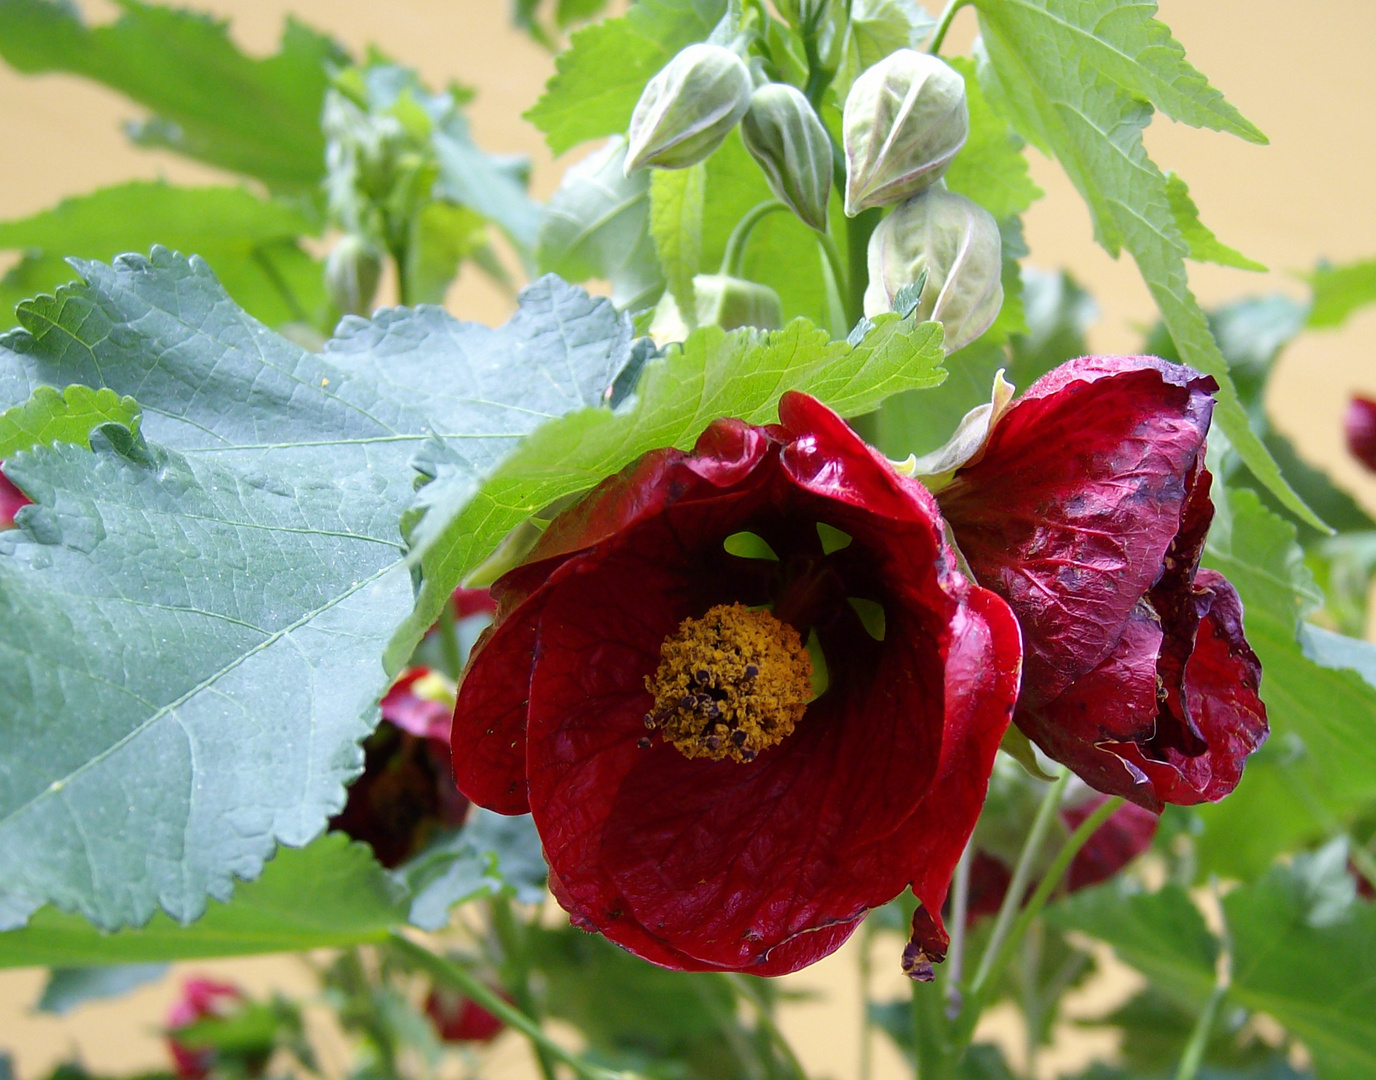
[0,0,1373,1076]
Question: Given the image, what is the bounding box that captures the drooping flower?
[1344,394,1376,472]
[935,356,1268,811]
[165,978,246,1080]
[331,666,470,867]
[425,985,507,1042]
[452,392,1022,977]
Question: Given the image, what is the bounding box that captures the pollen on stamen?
[643,602,813,764]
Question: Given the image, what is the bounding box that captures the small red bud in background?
[424,986,507,1042]
[1344,395,1376,472]
[166,978,244,1080]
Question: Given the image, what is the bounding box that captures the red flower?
[452,392,1021,977]
[425,986,507,1042]
[937,356,1268,811]
[0,472,29,529]
[331,667,469,867]
[1344,395,1376,472]
[166,978,243,1080]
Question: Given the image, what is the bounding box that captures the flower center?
[643,602,813,763]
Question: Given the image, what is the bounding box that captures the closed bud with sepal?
[740,83,834,231]
[324,233,384,316]
[625,44,753,172]
[864,186,1002,353]
[843,49,967,215]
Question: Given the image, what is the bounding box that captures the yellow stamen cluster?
[644,603,813,763]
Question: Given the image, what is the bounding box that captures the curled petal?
[940,356,1216,705]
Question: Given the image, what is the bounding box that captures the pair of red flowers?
[449,355,1268,978]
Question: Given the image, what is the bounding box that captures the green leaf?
[1194,484,1376,878]
[972,0,1319,531]
[525,0,728,155]
[944,57,1043,222]
[0,385,140,458]
[0,252,638,928]
[0,835,406,968]
[432,112,541,252]
[36,963,168,1014]
[0,0,344,193]
[405,202,489,306]
[395,810,546,931]
[1045,882,1219,1007]
[1224,848,1376,1080]
[0,182,324,330]
[875,336,1004,459]
[397,313,948,663]
[1165,174,1266,272]
[1306,257,1376,330]
[649,164,706,325]
[538,136,664,311]
[974,0,1265,143]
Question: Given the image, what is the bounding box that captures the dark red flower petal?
[1345,395,1376,472]
[1062,796,1159,892]
[166,979,243,1080]
[938,356,1216,707]
[0,472,29,529]
[425,987,506,1042]
[452,586,497,618]
[458,393,1021,975]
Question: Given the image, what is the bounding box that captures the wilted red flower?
[452,392,1021,977]
[166,978,244,1080]
[1344,395,1376,472]
[331,667,470,867]
[937,356,1267,811]
[0,472,29,529]
[425,986,507,1042]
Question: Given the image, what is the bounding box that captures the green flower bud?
[325,234,384,316]
[864,187,1002,353]
[649,274,784,343]
[842,49,968,215]
[740,83,834,231]
[625,44,753,173]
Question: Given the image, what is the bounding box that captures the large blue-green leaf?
[0,251,635,929]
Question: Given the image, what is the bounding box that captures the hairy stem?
[1175,984,1226,1080]
[970,771,1070,994]
[388,931,638,1080]
[719,200,790,278]
[927,0,972,56]
[730,975,810,1080]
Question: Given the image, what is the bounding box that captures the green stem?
[729,976,809,1080]
[945,843,973,1018]
[720,200,789,278]
[972,795,1123,1008]
[970,772,1070,995]
[436,600,465,680]
[819,229,850,325]
[490,898,558,1080]
[858,923,875,1080]
[388,932,636,1080]
[926,0,971,55]
[1175,984,1226,1080]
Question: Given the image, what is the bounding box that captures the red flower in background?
[425,986,507,1042]
[1344,395,1376,472]
[962,795,1159,921]
[331,667,470,868]
[166,978,244,1080]
[452,392,1021,977]
[937,356,1268,811]
[0,473,29,529]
